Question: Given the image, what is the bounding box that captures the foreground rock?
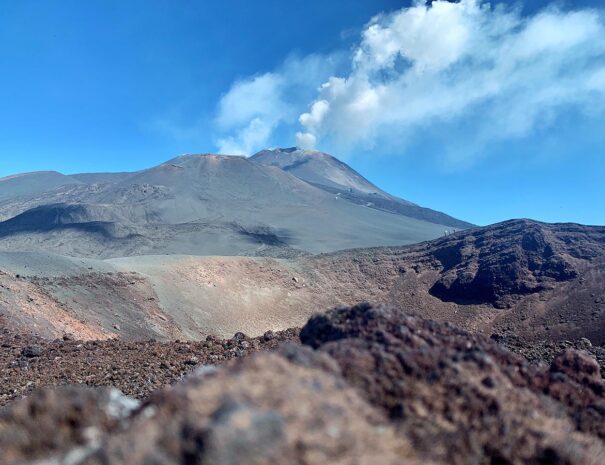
[0,387,139,465]
[301,304,605,464]
[1,347,430,465]
[1,304,604,464]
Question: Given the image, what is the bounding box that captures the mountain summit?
[251,147,393,197]
[0,149,471,258]
[252,148,472,229]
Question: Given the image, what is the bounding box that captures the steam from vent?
[295,132,317,150]
[214,55,340,155]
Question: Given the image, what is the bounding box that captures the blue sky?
[0,0,604,226]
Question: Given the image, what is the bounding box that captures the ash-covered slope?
[69,171,136,184]
[252,147,473,229]
[251,147,390,196]
[0,152,469,258]
[0,171,81,202]
[2,219,603,344]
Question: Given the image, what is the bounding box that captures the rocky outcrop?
[427,220,601,307]
[301,303,605,464]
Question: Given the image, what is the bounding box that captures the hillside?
[0,151,469,258]
[252,148,473,229]
[1,219,603,344]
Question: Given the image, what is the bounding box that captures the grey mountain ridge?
[0,149,472,259]
[252,148,473,229]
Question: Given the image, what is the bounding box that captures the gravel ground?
[0,326,299,407]
[496,333,605,377]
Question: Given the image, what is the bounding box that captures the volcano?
[0,149,471,258]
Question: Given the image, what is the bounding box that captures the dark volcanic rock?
[501,335,605,378]
[21,345,42,358]
[0,326,300,407]
[428,220,587,306]
[302,303,605,465]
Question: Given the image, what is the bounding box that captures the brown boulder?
[301,303,605,465]
[0,386,139,464]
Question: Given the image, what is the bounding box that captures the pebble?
[21,346,43,358]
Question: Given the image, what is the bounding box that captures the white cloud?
[217,118,275,155]
[299,100,330,131]
[354,0,478,73]
[214,72,287,154]
[216,73,286,131]
[213,0,605,162]
[298,0,605,159]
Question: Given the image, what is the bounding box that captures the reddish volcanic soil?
[0,326,298,407]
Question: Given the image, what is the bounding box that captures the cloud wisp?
[215,0,605,160]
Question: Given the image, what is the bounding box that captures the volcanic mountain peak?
[0,149,473,258]
[252,147,473,229]
[251,147,389,197]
